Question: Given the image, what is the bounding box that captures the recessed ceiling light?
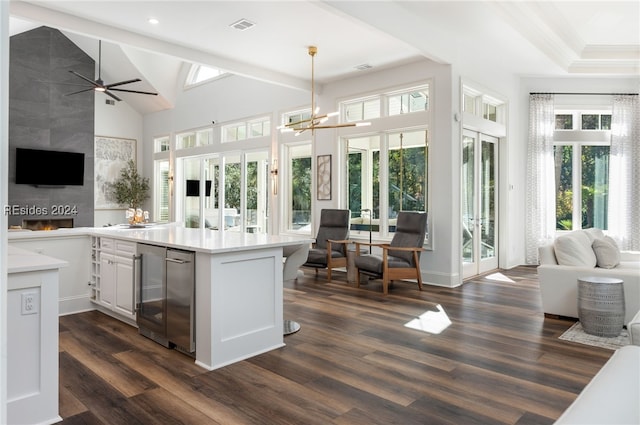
[148,18,159,25]
[229,18,256,31]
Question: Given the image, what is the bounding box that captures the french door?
[462,130,498,277]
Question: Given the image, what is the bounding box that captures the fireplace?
[22,218,74,231]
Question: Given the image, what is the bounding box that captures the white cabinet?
[91,237,137,321]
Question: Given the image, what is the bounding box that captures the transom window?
[387,89,429,115]
[222,116,271,142]
[154,136,170,153]
[463,87,504,124]
[176,128,212,150]
[555,112,612,130]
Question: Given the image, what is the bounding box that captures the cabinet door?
[114,256,135,318]
[100,253,115,308]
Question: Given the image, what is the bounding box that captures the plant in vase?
[110,160,150,225]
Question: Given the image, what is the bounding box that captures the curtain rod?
[530,92,638,96]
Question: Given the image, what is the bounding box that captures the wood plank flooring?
[58,266,613,424]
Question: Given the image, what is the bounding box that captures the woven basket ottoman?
[577,276,625,337]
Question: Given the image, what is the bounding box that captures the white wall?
[93,96,144,226]
[1,1,9,422]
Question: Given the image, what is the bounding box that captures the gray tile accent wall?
[9,27,95,228]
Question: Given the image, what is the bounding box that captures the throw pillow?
[554,231,597,267]
[583,228,605,242]
[592,237,620,269]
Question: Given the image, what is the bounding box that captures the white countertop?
[9,223,313,254]
[8,245,68,274]
[90,223,313,253]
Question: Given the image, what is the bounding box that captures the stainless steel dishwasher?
[136,244,196,356]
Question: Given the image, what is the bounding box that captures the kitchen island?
[89,223,313,370]
[7,246,67,424]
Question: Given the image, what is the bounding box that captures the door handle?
[132,254,141,312]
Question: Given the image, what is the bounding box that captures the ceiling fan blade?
[65,87,94,96]
[104,90,122,102]
[39,80,95,87]
[110,88,158,96]
[106,78,141,88]
[68,70,100,87]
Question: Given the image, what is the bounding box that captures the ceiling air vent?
[355,63,373,71]
[230,19,256,31]
[105,99,115,106]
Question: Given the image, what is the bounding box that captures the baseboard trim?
[59,294,93,316]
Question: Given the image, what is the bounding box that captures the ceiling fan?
[66,40,158,102]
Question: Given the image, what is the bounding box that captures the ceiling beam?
[10,1,312,92]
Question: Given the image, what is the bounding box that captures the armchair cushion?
[305,247,344,266]
[355,253,412,275]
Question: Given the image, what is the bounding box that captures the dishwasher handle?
[165,257,191,264]
[132,254,142,312]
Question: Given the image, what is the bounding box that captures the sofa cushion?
[592,237,621,269]
[554,231,597,267]
[583,227,605,242]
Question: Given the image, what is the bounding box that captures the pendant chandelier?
[281,46,370,135]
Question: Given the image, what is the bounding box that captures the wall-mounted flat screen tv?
[15,147,85,186]
[186,179,212,196]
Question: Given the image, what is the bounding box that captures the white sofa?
[554,344,640,424]
[538,229,640,324]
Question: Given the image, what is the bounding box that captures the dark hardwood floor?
[58,266,612,424]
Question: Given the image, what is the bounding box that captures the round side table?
[577,276,625,337]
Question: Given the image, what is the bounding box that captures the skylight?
[185,64,227,87]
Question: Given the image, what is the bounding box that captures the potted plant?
[110,160,150,224]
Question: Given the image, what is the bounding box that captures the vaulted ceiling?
[9,1,640,115]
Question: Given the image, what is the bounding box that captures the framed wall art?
[317,154,332,200]
[94,136,136,209]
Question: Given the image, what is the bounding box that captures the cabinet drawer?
[100,238,114,251]
[115,240,136,256]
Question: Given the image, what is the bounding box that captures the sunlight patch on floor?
[484,272,515,283]
[404,304,452,334]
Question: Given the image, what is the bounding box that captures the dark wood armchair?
[354,211,427,294]
[303,209,351,281]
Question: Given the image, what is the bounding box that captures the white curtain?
[608,95,640,251]
[525,94,556,264]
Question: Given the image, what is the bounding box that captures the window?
[581,113,611,130]
[185,64,227,87]
[222,117,270,142]
[154,136,170,153]
[462,87,505,124]
[554,112,612,130]
[341,83,431,242]
[176,128,212,149]
[346,129,428,237]
[554,144,609,230]
[282,143,312,233]
[343,98,380,122]
[388,89,428,116]
[154,160,170,222]
[553,108,611,230]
